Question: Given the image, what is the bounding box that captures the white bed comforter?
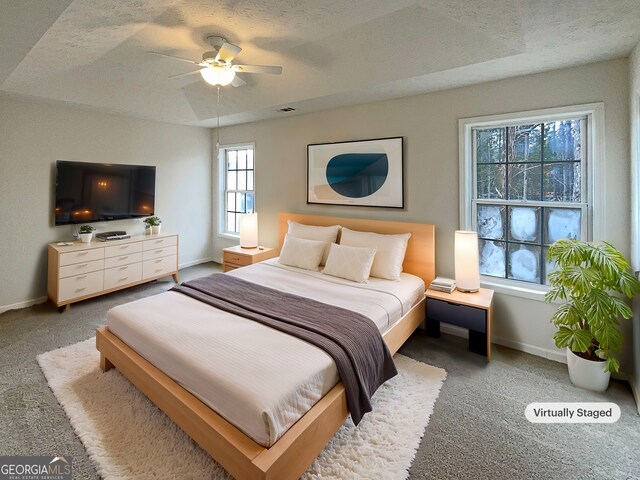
[106,260,424,447]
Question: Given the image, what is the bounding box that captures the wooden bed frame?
[96,213,435,480]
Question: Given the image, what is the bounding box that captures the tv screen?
[55,161,156,225]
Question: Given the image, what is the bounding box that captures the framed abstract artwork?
[307,137,404,208]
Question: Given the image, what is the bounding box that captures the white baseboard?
[178,257,215,269]
[491,335,567,363]
[439,325,566,363]
[0,296,48,315]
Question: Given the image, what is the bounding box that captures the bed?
[95,213,435,479]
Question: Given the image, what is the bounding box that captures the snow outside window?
[463,112,593,287]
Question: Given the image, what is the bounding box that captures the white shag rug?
[38,338,446,480]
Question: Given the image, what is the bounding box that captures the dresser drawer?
[426,298,486,333]
[143,236,177,251]
[223,251,252,266]
[143,245,177,261]
[104,262,143,290]
[143,255,177,278]
[59,259,105,279]
[104,252,143,269]
[59,248,104,266]
[58,270,104,302]
[105,241,143,258]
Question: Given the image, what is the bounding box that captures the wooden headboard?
[279,213,435,285]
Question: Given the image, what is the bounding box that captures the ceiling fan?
[147,35,283,87]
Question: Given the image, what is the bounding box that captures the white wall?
[213,58,632,369]
[0,95,212,311]
[629,41,640,409]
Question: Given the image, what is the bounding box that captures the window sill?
[480,277,552,302]
[217,232,240,241]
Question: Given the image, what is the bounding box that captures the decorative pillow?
[278,234,326,271]
[339,228,411,280]
[322,243,376,283]
[287,220,341,265]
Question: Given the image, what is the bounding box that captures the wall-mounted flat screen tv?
[55,161,156,225]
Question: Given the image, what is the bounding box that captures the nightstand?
[425,288,494,360]
[222,245,277,272]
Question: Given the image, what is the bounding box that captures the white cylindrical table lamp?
[239,213,258,248]
[455,230,480,292]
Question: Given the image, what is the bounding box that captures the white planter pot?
[79,233,93,243]
[151,225,161,234]
[566,347,610,392]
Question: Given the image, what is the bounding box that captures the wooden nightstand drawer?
[426,298,486,333]
[223,251,252,266]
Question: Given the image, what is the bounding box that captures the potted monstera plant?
[545,239,640,391]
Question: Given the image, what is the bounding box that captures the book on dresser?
[47,233,179,311]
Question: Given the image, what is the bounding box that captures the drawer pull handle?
[77,251,88,256]
[77,275,87,279]
[155,249,164,253]
[76,287,86,292]
[155,268,163,272]
[120,245,129,249]
[231,256,240,261]
[119,277,129,281]
[78,263,88,267]
[119,256,129,260]
[119,266,128,270]
[155,240,164,243]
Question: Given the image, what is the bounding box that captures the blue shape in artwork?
[325,153,389,198]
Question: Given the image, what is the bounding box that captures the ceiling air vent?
[277,107,296,112]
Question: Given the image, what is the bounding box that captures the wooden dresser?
[48,233,179,310]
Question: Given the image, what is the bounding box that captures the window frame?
[458,103,605,300]
[217,142,256,239]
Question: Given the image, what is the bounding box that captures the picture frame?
[307,137,404,208]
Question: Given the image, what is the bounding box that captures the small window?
[220,145,254,235]
[460,105,602,288]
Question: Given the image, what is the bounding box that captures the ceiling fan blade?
[147,51,201,65]
[215,42,242,63]
[230,75,247,87]
[231,64,282,75]
[168,69,203,79]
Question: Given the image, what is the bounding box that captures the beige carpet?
[38,338,446,480]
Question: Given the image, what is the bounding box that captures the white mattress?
[106,260,424,447]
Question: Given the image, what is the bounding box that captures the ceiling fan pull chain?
[216,85,221,149]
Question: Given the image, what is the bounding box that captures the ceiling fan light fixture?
[200,66,235,86]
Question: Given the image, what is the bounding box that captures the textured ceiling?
[1,0,639,127]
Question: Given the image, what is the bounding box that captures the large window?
[220,145,254,235]
[460,105,602,288]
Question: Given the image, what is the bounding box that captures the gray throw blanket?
[171,273,397,425]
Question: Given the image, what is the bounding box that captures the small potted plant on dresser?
[545,239,640,391]
[143,216,162,234]
[78,225,96,243]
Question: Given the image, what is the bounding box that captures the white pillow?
[278,234,326,271]
[322,243,376,283]
[287,220,341,265]
[339,227,411,280]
